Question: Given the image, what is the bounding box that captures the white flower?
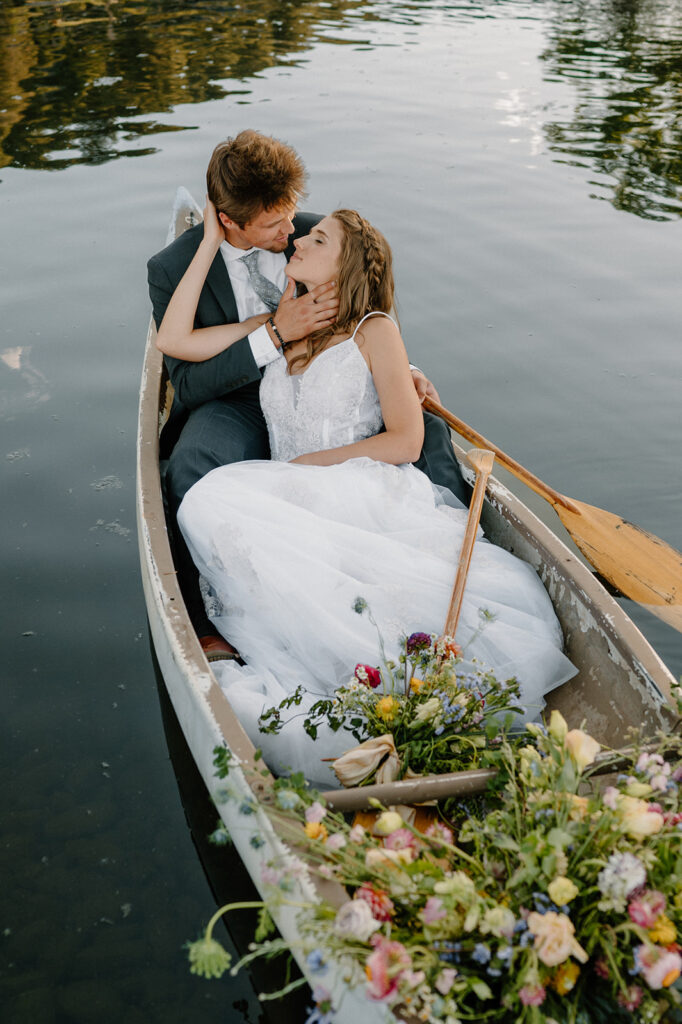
[412,697,443,725]
[333,900,381,942]
[597,851,647,911]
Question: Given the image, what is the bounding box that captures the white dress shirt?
[219,240,286,368]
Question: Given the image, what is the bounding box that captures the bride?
[161,201,576,786]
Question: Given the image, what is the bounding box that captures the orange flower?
[376,696,399,722]
[410,677,425,694]
[649,915,677,946]
[552,960,580,995]
[304,821,328,841]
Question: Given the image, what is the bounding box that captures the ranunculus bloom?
[617,795,664,839]
[375,811,404,835]
[365,936,411,1001]
[565,729,601,770]
[548,876,579,906]
[548,709,568,742]
[519,983,546,1006]
[355,663,382,688]
[635,944,682,989]
[355,884,394,922]
[628,890,666,929]
[526,911,588,967]
[333,899,381,942]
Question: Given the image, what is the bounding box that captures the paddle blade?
[554,500,682,632]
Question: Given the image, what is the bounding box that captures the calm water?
[2,1,681,1021]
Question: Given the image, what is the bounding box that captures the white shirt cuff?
[249,323,282,368]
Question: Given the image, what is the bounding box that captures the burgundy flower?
[406,632,432,655]
[355,664,382,688]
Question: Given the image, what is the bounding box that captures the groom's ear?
[217,211,233,231]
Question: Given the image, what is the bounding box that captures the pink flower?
[519,983,546,1006]
[628,890,667,929]
[421,896,447,925]
[325,832,346,852]
[355,664,382,688]
[365,935,411,1001]
[617,984,644,1011]
[635,944,682,989]
[355,883,395,922]
[593,958,609,979]
[384,828,418,852]
[305,801,327,823]
[602,786,619,810]
[349,823,366,843]
[424,821,454,847]
[435,967,457,995]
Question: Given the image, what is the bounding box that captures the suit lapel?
[205,251,239,323]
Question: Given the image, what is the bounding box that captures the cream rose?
[565,729,601,771]
[526,911,588,967]
[548,709,568,742]
[617,795,664,839]
[333,899,381,942]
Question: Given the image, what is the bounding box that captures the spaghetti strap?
[350,311,397,341]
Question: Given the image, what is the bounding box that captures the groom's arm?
[147,253,262,409]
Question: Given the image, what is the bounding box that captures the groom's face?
[223,204,296,252]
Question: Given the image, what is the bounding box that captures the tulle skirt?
[178,457,575,786]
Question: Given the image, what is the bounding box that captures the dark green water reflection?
[0,0,681,219]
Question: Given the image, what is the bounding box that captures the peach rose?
[526,911,588,968]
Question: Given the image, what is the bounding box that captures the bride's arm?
[155,198,270,361]
[290,317,425,466]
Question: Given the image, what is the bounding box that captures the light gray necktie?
[238,250,283,312]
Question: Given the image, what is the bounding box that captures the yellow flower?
[552,960,580,995]
[548,709,568,742]
[304,821,328,841]
[376,696,399,722]
[617,795,664,839]
[410,677,425,694]
[625,780,653,798]
[565,729,601,771]
[649,915,677,946]
[548,876,579,906]
[567,794,589,821]
[375,810,404,835]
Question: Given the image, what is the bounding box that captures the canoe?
[136,188,678,1020]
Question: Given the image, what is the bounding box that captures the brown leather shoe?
[198,634,243,664]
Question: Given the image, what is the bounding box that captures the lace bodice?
[260,313,388,462]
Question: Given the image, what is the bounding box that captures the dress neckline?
[285,311,394,378]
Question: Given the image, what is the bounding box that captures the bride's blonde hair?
[287,209,396,375]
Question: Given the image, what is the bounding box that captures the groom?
[148,129,469,661]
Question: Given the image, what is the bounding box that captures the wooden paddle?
[424,396,682,633]
[443,448,496,638]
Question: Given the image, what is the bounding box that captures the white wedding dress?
[178,314,576,787]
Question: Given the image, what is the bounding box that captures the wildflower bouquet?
[259,601,523,786]
[192,713,682,1024]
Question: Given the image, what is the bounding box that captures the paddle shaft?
[443,449,495,637]
[424,397,579,514]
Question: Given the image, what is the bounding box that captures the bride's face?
[287,216,343,287]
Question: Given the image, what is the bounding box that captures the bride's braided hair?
[287,209,397,375]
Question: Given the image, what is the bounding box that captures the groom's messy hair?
[206,130,307,227]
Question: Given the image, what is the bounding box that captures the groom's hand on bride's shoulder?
[272,280,339,344]
[411,368,441,405]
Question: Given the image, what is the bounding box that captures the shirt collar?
[220,239,258,262]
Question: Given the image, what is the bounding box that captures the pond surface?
[1,1,681,1022]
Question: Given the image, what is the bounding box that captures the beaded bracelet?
[267,316,290,349]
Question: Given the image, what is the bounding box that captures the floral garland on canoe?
[187,617,682,1024]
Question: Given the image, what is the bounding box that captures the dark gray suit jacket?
[147,212,321,456]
